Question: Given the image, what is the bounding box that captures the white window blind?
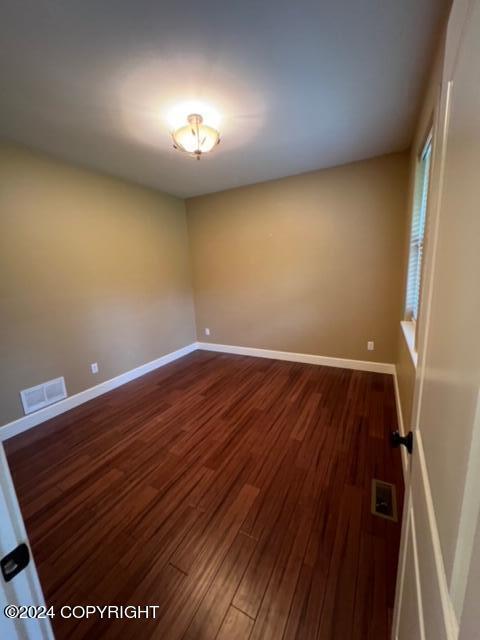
[406,137,432,321]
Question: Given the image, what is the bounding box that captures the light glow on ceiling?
[166,100,221,130]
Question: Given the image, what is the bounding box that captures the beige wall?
[187,152,409,363]
[0,142,195,425]
[0,144,411,426]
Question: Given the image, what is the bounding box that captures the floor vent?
[371,479,397,521]
[20,377,67,415]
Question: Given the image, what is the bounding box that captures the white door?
[393,0,480,638]
[458,506,480,640]
[0,443,54,640]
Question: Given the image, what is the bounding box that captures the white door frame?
[0,443,54,639]
[410,0,480,630]
[391,0,479,637]
[391,54,455,640]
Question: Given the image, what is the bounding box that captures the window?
[405,134,432,323]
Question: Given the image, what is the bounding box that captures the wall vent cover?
[20,377,67,415]
[371,478,398,521]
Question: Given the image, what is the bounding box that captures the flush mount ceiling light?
[171,113,220,159]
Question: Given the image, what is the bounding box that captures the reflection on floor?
[6,350,404,640]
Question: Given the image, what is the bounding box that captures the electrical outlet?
[90,362,99,374]
[367,341,375,351]
[205,328,210,336]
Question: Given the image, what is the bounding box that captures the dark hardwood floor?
[5,350,404,640]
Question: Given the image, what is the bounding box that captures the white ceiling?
[0,0,449,198]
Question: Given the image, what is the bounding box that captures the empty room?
[1,0,479,639]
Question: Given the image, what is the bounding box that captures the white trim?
[450,390,480,616]
[0,343,197,442]
[0,444,54,639]
[416,431,459,639]
[401,320,418,368]
[391,487,411,639]
[411,79,453,436]
[410,506,427,640]
[450,389,480,617]
[393,432,459,640]
[196,341,395,374]
[393,369,409,479]
[0,340,395,443]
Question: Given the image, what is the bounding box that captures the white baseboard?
[393,369,409,478]
[196,341,395,375]
[0,343,197,442]
[0,340,396,443]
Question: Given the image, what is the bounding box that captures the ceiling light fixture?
[171,113,220,159]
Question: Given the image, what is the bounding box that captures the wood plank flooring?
[5,351,404,640]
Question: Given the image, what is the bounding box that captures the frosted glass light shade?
[172,113,220,159]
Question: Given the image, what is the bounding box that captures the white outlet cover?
[205,328,210,336]
[91,362,99,374]
[367,341,375,351]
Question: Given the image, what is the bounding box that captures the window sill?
[401,321,418,368]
